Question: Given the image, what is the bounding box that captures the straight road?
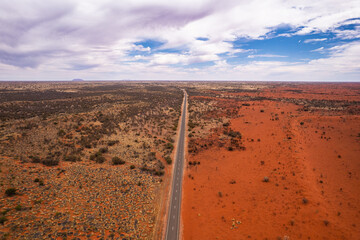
[165,90,187,240]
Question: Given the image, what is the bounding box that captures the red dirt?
[182,84,360,240]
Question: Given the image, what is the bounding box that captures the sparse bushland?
[0,81,187,239]
[112,156,125,165]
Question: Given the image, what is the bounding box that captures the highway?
[165,90,187,240]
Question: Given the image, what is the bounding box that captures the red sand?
[182,85,360,240]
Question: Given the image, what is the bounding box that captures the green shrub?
[130,165,135,169]
[112,157,125,165]
[165,143,174,150]
[63,155,80,162]
[99,147,108,153]
[228,130,241,138]
[0,216,7,225]
[30,155,41,163]
[158,161,165,170]
[90,152,106,163]
[5,188,16,197]
[57,129,66,137]
[154,170,164,176]
[42,157,59,166]
[165,156,172,165]
[95,155,106,163]
[107,140,119,146]
[223,122,230,127]
[15,205,22,211]
[188,121,196,129]
[55,212,61,219]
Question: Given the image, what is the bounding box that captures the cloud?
[151,53,187,65]
[248,54,287,58]
[308,42,360,73]
[67,63,99,71]
[132,44,151,52]
[311,47,325,52]
[334,27,360,40]
[232,41,360,80]
[0,0,359,81]
[304,38,327,43]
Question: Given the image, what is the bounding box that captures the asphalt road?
[165,90,187,240]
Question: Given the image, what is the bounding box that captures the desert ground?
[0,81,359,240]
[0,81,183,239]
[182,82,360,240]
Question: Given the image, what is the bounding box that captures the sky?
[0,0,360,81]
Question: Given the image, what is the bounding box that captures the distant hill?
[72,78,84,82]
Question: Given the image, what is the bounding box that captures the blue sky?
[0,0,359,81]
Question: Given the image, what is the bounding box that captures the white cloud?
[230,41,360,80]
[0,0,359,80]
[311,47,324,52]
[151,53,187,65]
[304,38,327,43]
[248,54,287,58]
[334,27,360,40]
